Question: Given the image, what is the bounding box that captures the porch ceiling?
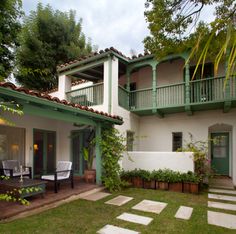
[0,83,123,126]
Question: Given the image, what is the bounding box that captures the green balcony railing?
[157,82,185,107]
[130,88,152,110]
[66,82,103,106]
[118,86,129,110]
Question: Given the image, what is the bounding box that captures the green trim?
[95,122,102,184]
[0,87,123,125]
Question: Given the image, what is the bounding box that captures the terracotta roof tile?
[0,82,123,122]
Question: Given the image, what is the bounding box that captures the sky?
[22,0,216,56]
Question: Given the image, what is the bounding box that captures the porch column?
[152,65,157,111]
[58,75,71,100]
[95,122,102,184]
[79,131,84,176]
[126,70,130,109]
[224,48,231,112]
[184,61,192,115]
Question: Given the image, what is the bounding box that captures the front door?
[33,129,56,177]
[211,132,230,175]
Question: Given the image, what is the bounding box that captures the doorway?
[33,129,56,177]
[211,132,230,176]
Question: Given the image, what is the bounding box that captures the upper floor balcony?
[66,76,236,116]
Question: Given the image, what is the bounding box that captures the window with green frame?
[126,131,135,151]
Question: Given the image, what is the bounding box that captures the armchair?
[1,160,32,178]
[41,161,74,193]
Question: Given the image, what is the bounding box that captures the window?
[172,132,182,151]
[126,131,135,151]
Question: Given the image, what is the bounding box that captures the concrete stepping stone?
[97,224,140,234]
[105,195,133,206]
[208,201,236,211]
[117,212,153,225]
[174,206,193,220]
[81,192,111,201]
[208,211,236,229]
[209,188,236,195]
[208,193,236,202]
[132,199,167,214]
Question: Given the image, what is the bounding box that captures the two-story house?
[52,47,236,185]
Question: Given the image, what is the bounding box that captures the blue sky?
[22,0,215,56]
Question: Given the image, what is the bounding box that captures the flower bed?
[120,169,201,194]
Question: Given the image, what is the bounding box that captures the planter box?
[190,183,199,194]
[183,182,190,193]
[143,180,155,189]
[158,181,169,190]
[169,182,183,192]
[132,177,143,188]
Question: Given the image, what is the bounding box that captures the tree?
[0,0,22,81]
[15,3,92,91]
[144,0,235,80]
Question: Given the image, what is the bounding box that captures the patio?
[0,178,99,221]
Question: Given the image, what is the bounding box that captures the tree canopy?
[144,0,235,79]
[15,3,92,91]
[0,0,22,81]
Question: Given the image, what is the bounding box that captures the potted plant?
[83,147,96,183]
[182,172,191,193]
[188,173,200,194]
[158,169,169,190]
[141,170,155,189]
[168,171,183,192]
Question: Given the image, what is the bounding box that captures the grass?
[0,188,236,234]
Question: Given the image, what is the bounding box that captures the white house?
[52,47,236,185]
[0,47,235,186]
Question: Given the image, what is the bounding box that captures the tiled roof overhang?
[0,82,123,125]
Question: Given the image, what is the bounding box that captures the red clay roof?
[57,47,151,71]
[0,82,123,122]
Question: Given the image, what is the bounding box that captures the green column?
[185,62,190,105]
[152,65,157,110]
[126,70,130,109]
[95,122,102,184]
[79,131,84,176]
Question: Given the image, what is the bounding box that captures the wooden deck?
[0,178,99,220]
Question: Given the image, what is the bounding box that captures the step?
[209,188,236,195]
[208,193,236,202]
[208,201,236,211]
[208,211,236,229]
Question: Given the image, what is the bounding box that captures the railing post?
[152,65,157,111]
[126,70,130,109]
[185,61,192,115]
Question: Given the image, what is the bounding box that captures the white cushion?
[4,171,29,177]
[41,175,68,181]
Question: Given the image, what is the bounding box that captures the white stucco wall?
[122,151,194,173]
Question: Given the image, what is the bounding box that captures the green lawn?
[0,188,236,234]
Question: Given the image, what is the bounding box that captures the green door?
[211,133,229,175]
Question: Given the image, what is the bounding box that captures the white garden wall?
[122,151,194,173]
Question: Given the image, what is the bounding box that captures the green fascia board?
[0,87,123,125]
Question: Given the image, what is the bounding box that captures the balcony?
[67,82,103,106]
[120,76,236,115]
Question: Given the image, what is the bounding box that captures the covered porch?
[0,82,123,185]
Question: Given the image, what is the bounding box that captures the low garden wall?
[122,151,194,173]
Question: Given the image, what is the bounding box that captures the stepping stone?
[97,224,140,234]
[175,206,193,220]
[208,201,236,211]
[117,212,153,225]
[105,195,133,206]
[208,211,236,229]
[81,192,111,201]
[132,199,167,214]
[208,193,236,202]
[209,188,236,195]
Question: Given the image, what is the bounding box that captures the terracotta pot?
[190,183,199,194]
[183,182,190,193]
[143,180,155,189]
[158,181,168,190]
[169,182,183,192]
[132,177,143,188]
[84,169,96,183]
